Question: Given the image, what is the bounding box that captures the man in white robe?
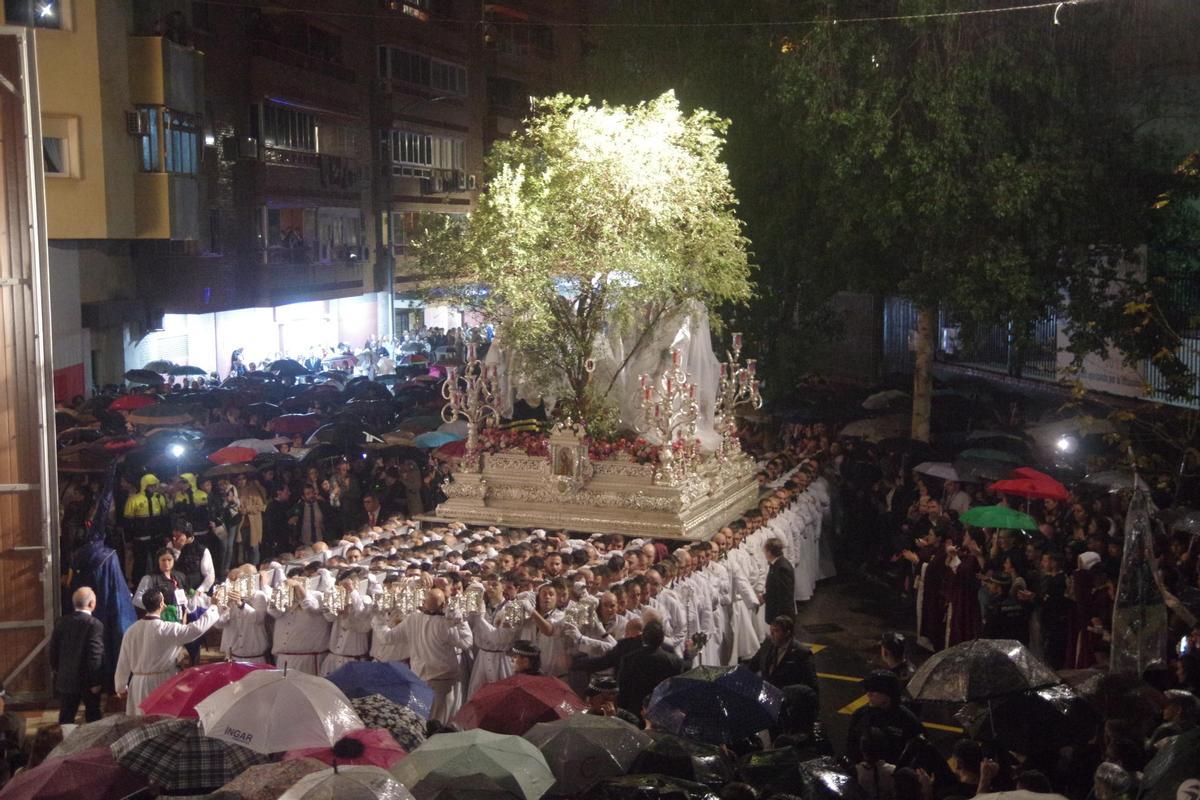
[645,565,687,655]
[268,576,332,675]
[115,589,219,715]
[375,588,473,723]
[321,575,374,676]
[466,579,519,698]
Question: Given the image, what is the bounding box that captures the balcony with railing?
[253,38,356,83]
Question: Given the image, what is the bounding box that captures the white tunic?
[268,591,332,675]
[376,611,473,723]
[114,607,220,715]
[222,591,271,662]
[321,590,373,676]
[467,605,517,698]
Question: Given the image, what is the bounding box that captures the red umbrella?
[283,729,407,769]
[208,446,259,466]
[991,468,1069,502]
[433,440,467,460]
[110,395,158,411]
[266,413,322,435]
[139,661,276,718]
[0,747,147,800]
[453,673,584,736]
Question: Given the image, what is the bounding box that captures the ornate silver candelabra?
[441,342,499,472]
[715,332,762,459]
[637,348,701,485]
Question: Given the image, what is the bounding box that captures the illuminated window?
[134,107,199,174]
[382,129,463,178]
[262,102,316,153]
[5,0,66,29]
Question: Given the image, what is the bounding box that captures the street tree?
[412,92,753,423]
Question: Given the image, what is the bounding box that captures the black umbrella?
[306,422,380,449]
[268,358,309,377]
[142,360,176,373]
[167,364,208,377]
[57,427,104,447]
[244,402,282,421]
[960,684,1101,755]
[300,443,343,465]
[907,639,1059,703]
[1059,669,1166,724]
[1139,726,1200,800]
[628,732,733,788]
[253,451,299,470]
[124,369,166,386]
[582,774,719,800]
[316,370,349,382]
[345,381,394,402]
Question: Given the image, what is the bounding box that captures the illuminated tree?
[413,92,753,422]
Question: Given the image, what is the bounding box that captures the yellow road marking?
[838,694,869,714]
[801,642,827,653]
[922,721,964,733]
[816,672,863,683]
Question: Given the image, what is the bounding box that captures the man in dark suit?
[48,587,105,724]
[746,615,818,695]
[615,619,684,719]
[762,538,796,623]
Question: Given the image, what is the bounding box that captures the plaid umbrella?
[111,716,271,793]
[214,757,328,800]
[0,747,147,800]
[48,713,168,758]
[351,694,427,752]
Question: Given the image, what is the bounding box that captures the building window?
[5,0,66,29]
[487,77,528,113]
[43,137,68,175]
[378,46,467,95]
[134,106,199,174]
[382,129,463,178]
[389,210,465,255]
[262,102,317,153]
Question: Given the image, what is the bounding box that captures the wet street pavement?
[795,573,962,755]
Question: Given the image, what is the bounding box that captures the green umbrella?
[960,505,1038,530]
[391,729,554,800]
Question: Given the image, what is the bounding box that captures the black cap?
[861,669,902,700]
[587,676,619,695]
[508,639,540,658]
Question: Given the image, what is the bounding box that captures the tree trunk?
[911,306,936,443]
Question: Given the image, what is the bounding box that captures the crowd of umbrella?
[56,360,474,478]
[1,639,1196,800]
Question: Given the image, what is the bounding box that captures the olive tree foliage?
[412,92,753,421]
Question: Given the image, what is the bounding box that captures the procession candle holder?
[715,332,762,460]
[636,348,701,485]
[441,341,499,472]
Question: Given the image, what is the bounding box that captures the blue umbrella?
[413,430,463,449]
[645,665,783,745]
[326,661,434,719]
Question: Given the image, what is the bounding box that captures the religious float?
[434,327,763,541]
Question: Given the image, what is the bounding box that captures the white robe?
[321,591,373,676]
[223,591,271,662]
[376,611,473,723]
[114,607,220,715]
[467,605,517,699]
[269,591,332,675]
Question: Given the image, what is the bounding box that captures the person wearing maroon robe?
[944,537,984,647]
[1065,552,1102,669]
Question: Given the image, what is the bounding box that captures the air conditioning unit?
[455,170,467,190]
[125,111,148,136]
[467,173,478,190]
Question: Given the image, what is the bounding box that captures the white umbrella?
[862,389,909,411]
[279,765,414,800]
[1083,470,1150,492]
[196,669,363,755]
[914,462,960,481]
[229,437,283,454]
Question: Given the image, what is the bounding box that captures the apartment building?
[6,0,585,392]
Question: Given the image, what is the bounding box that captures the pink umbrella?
[140,660,276,718]
[283,729,407,769]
